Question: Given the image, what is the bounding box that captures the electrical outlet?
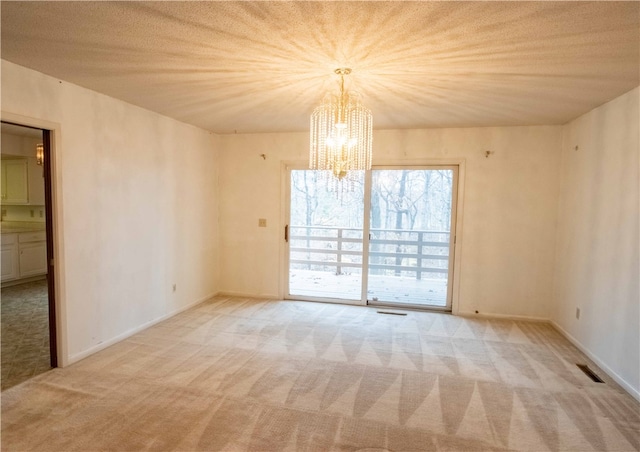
[576,308,580,320]
[30,209,34,218]
[172,284,177,292]
[258,218,267,227]
[39,210,43,218]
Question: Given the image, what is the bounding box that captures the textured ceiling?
[1,1,638,134]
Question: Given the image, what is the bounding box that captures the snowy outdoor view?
[288,168,454,307]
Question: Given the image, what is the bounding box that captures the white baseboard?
[66,292,218,365]
[457,310,549,322]
[550,321,640,402]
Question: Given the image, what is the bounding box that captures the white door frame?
[1,111,68,366]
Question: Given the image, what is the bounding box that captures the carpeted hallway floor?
[2,296,639,451]
[1,279,51,390]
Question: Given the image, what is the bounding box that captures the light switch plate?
[258,218,267,227]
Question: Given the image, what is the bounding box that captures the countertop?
[1,223,46,234]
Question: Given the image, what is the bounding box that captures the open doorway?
[1,122,56,389]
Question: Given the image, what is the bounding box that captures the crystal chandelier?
[309,68,372,191]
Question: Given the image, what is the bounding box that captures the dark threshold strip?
[577,364,604,383]
[377,311,408,316]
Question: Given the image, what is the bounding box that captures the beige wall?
[1,133,41,158]
[1,60,220,364]
[218,126,562,318]
[552,87,639,398]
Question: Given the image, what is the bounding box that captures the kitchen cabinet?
[1,159,29,204]
[0,157,45,205]
[27,157,45,205]
[19,242,47,277]
[1,231,47,283]
[1,234,19,282]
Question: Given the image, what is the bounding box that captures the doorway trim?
[280,158,466,315]
[1,111,68,367]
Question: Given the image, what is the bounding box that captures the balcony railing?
[289,225,450,280]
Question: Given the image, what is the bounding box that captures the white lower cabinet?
[1,240,19,282]
[1,231,47,283]
[19,242,47,277]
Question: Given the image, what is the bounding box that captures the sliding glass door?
[286,166,457,310]
[288,170,365,301]
[367,168,456,309]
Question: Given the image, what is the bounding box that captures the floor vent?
[577,364,604,383]
[377,311,407,316]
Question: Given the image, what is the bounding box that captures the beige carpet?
[2,296,639,451]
